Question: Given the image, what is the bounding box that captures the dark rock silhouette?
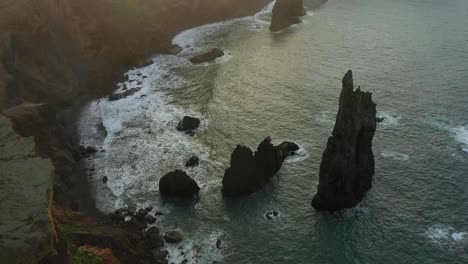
[159,170,200,197]
[222,137,296,196]
[185,156,200,167]
[312,70,377,211]
[270,0,306,32]
[177,116,201,131]
[189,48,224,64]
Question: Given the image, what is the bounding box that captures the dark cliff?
[311,70,377,211]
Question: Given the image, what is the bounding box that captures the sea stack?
[222,137,296,196]
[311,70,377,211]
[270,0,307,32]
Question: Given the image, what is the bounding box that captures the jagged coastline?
[0,1,270,262]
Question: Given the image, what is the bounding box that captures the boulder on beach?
[311,70,377,211]
[177,116,201,131]
[159,170,200,197]
[221,137,297,196]
[189,48,224,64]
[270,0,306,32]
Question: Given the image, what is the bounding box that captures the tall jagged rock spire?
[312,70,377,211]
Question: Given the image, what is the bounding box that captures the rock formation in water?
[177,116,201,131]
[222,137,297,196]
[189,48,224,64]
[270,0,306,31]
[159,170,200,197]
[311,70,377,211]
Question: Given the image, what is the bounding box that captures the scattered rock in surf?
[147,233,165,248]
[312,70,377,212]
[221,137,295,196]
[377,117,385,123]
[142,75,148,79]
[137,81,143,85]
[137,73,142,76]
[159,170,200,197]
[185,155,200,167]
[108,87,141,101]
[265,211,280,220]
[164,230,183,243]
[216,239,222,249]
[152,249,168,260]
[145,215,156,224]
[167,44,183,55]
[147,226,160,235]
[79,145,98,158]
[154,211,165,216]
[270,0,306,32]
[177,116,201,131]
[189,48,224,64]
[277,141,300,156]
[102,176,108,184]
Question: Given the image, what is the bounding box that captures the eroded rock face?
[0,115,55,263]
[270,0,306,32]
[311,70,377,211]
[159,170,200,197]
[222,137,295,196]
[189,48,224,64]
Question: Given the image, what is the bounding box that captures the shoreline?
[0,1,271,262]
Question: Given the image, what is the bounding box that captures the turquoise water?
[79,0,468,263]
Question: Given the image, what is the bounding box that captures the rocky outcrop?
[177,116,201,131]
[164,231,183,243]
[0,115,55,263]
[270,0,328,31]
[159,170,200,197]
[221,137,296,196]
[311,70,377,211]
[185,155,200,167]
[189,48,224,64]
[270,0,306,31]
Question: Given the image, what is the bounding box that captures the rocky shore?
[0,0,270,262]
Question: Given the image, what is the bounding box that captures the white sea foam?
[454,126,468,153]
[426,225,467,245]
[380,150,409,161]
[426,120,468,154]
[164,230,225,264]
[377,111,401,127]
[316,110,335,126]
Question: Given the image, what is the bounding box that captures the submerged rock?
[177,116,200,131]
[311,70,377,211]
[270,0,306,32]
[189,48,224,64]
[222,137,296,196]
[159,170,200,197]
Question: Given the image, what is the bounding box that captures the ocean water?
[78,0,468,263]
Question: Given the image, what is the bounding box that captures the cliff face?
[0,115,55,263]
[311,71,377,211]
